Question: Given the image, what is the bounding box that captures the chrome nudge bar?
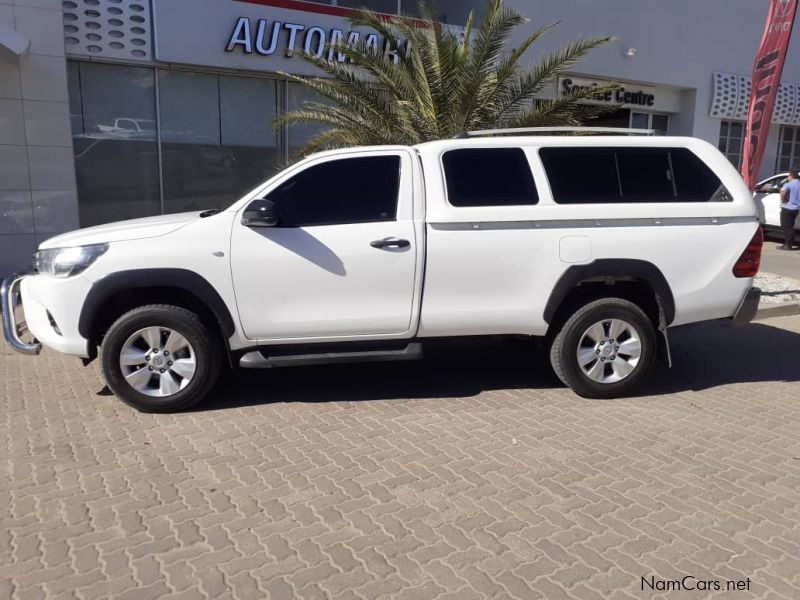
[1,273,42,355]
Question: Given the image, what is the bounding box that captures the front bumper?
[1,273,42,355]
[731,287,761,325]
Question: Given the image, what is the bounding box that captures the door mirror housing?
[242,199,279,227]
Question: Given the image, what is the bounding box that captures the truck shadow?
[198,321,800,411]
[641,319,800,396]
[201,339,556,410]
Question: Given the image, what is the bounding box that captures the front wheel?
[101,305,222,412]
[549,298,656,399]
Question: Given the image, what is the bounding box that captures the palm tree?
[276,0,616,155]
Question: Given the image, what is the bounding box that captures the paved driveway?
[2,316,800,599]
[761,234,800,280]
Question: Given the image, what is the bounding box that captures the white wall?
[506,0,800,177]
[0,0,77,278]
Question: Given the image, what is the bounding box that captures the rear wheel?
[549,297,656,399]
[101,305,221,412]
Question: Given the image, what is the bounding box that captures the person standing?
[778,169,800,250]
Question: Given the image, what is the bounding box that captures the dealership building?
[2,0,800,275]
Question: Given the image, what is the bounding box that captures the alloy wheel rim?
[119,326,196,397]
[577,318,642,384]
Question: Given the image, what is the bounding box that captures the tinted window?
[266,156,400,227]
[540,147,730,204]
[669,149,730,202]
[543,149,620,203]
[616,149,674,200]
[442,148,539,207]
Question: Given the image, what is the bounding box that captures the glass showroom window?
[400,0,478,23]
[68,61,283,224]
[158,71,280,214]
[338,0,399,13]
[630,112,669,135]
[776,125,800,172]
[287,82,331,158]
[302,0,398,11]
[68,62,160,227]
[291,0,474,22]
[718,120,745,168]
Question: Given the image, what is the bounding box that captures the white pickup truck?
[2,130,762,412]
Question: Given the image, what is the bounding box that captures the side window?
[266,156,400,227]
[541,148,619,203]
[616,149,674,201]
[669,148,731,202]
[540,147,730,204]
[442,148,539,207]
[768,175,788,188]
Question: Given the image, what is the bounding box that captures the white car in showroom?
[755,173,800,234]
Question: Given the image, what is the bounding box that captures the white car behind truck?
[755,172,800,234]
[2,130,763,412]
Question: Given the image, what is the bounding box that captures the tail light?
[733,227,763,278]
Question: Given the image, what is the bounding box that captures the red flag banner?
[742,0,798,189]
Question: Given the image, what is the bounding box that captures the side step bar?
[239,342,424,369]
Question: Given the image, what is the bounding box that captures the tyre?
[100,304,222,412]
[549,297,656,399]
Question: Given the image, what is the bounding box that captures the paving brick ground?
[2,316,800,599]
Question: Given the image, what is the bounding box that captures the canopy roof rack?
[454,126,656,138]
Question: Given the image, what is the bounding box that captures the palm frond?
[276,0,614,155]
[503,86,622,129]
[491,37,616,122]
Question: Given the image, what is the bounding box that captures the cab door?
[230,149,418,341]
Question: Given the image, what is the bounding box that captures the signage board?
[153,0,395,76]
[558,76,680,113]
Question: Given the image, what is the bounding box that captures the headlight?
[34,243,109,278]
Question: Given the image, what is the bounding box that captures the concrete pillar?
[0,0,77,278]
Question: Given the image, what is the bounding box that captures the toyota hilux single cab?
[2,129,763,412]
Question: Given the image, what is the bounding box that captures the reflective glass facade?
[301,0,479,24]
[67,61,284,227]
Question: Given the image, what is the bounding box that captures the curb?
[755,301,800,320]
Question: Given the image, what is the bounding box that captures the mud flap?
[655,293,672,368]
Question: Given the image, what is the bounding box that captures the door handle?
[370,237,410,249]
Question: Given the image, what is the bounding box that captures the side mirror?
[242,199,279,227]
